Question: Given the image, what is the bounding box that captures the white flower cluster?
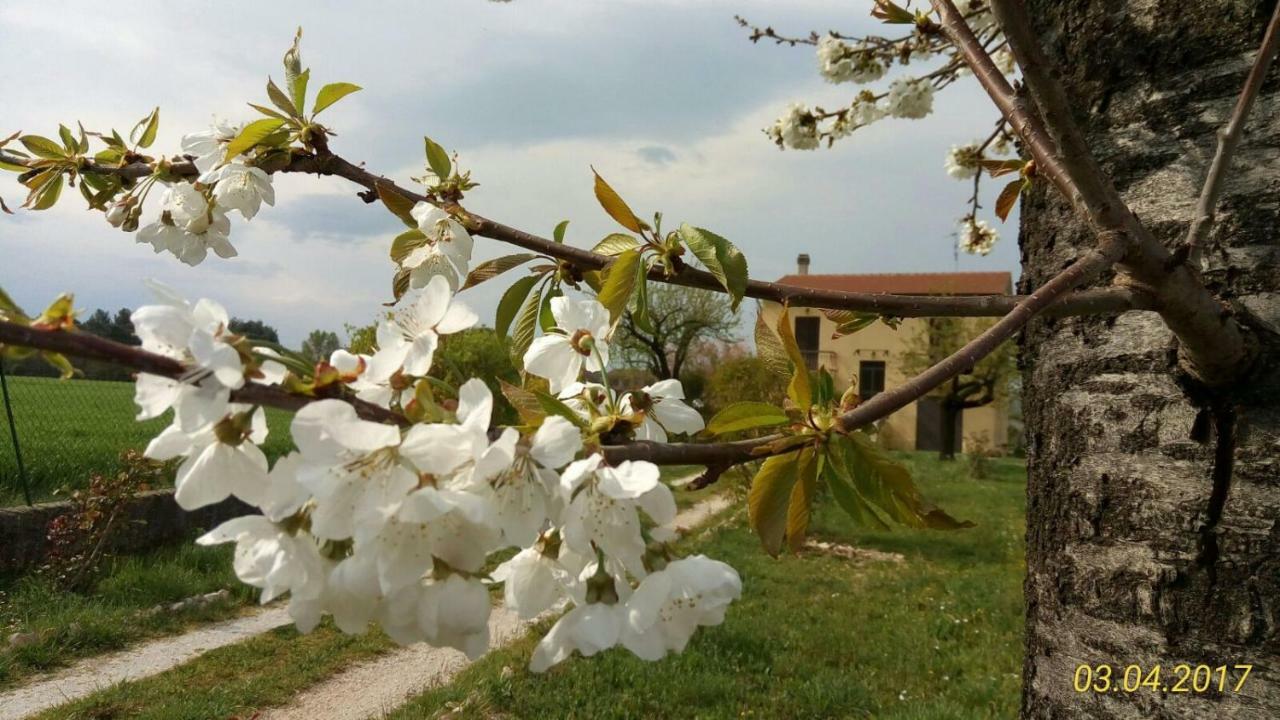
[767,103,821,151]
[131,274,736,672]
[107,119,275,266]
[816,36,886,85]
[959,218,998,255]
[944,141,984,180]
[401,202,475,291]
[884,77,935,119]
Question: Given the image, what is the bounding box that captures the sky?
[0,0,1018,346]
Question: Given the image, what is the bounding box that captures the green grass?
[387,453,1026,720]
[0,541,257,689]
[0,376,294,505]
[32,453,1025,720]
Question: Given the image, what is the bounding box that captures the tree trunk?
[1020,2,1280,717]
[940,402,961,461]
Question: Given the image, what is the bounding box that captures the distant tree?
[901,317,1016,461]
[227,317,279,343]
[704,356,787,417]
[616,284,738,380]
[435,328,520,425]
[300,329,341,364]
[81,308,138,346]
[345,322,378,355]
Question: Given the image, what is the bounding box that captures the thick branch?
[941,0,1254,386]
[0,149,1142,319]
[1184,1,1280,266]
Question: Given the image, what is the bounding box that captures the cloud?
[637,146,678,166]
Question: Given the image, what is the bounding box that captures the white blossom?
[884,77,935,119]
[405,203,474,291]
[197,514,327,605]
[559,455,675,578]
[959,218,999,255]
[768,103,820,151]
[180,118,242,173]
[146,407,270,510]
[993,46,1017,75]
[529,601,626,673]
[621,379,704,443]
[621,555,742,660]
[367,275,478,381]
[944,142,984,180]
[202,162,275,219]
[523,297,612,393]
[816,36,886,84]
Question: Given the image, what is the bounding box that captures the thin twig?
[1185,1,1280,266]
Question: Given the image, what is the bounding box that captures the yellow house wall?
[759,303,1008,454]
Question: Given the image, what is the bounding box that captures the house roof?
[774,271,1012,296]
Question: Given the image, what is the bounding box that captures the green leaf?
[424,136,451,181]
[532,389,590,429]
[26,173,63,210]
[388,267,411,305]
[538,287,560,332]
[597,249,642,324]
[823,450,890,530]
[58,125,78,153]
[832,433,974,530]
[748,449,810,557]
[786,451,820,553]
[706,402,789,435]
[461,253,537,290]
[127,108,160,149]
[631,258,654,334]
[249,103,291,121]
[312,82,362,116]
[389,228,428,265]
[823,309,877,338]
[677,223,749,309]
[267,78,300,118]
[19,135,66,160]
[283,28,306,112]
[553,220,570,244]
[775,306,811,409]
[509,285,543,369]
[500,379,546,425]
[495,274,539,340]
[592,169,646,233]
[293,69,310,116]
[224,118,286,160]
[377,182,419,228]
[592,233,641,256]
[754,309,792,378]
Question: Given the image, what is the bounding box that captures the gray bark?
[1020,1,1280,717]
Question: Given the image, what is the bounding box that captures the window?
[794,316,820,370]
[859,360,885,399]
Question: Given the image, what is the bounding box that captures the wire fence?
[0,361,173,507]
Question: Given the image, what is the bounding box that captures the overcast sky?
[0,0,1017,346]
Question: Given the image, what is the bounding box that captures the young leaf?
[775,306,812,409]
[597,248,642,324]
[509,284,544,369]
[25,173,63,210]
[249,103,291,121]
[59,125,77,153]
[283,28,306,112]
[823,309,878,338]
[538,286,560,332]
[592,169,646,233]
[267,78,300,118]
[19,135,66,160]
[553,220,570,244]
[388,267,411,305]
[754,309,792,378]
[293,69,311,116]
[461,253,537,290]
[823,451,890,530]
[224,118,286,160]
[377,182,418,228]
[592,233,641,256]
[129,108,160,149]
[531,389,590,429]
[312,82,362,116]
[831,432,974,530]
[424,136,451,181]
[631,258,654,334]
[748,448,808,557]
[495,274,540,339]
[676,224,749,309]
[706,401,790,435]
[786,450,820,553]
[994,178,1025,222]
[500,379,546,425]
[389,228,428,264]
[980,158,1025,178]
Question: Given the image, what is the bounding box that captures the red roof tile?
[775,271,1011,296]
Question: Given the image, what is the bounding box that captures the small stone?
[8,631,38,649]
[501,665,515,679]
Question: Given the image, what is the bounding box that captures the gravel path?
[2,490,737,720]
[258,491,737,720]
[0,606,293,720]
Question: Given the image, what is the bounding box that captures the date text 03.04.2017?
[1073,664,1253,694]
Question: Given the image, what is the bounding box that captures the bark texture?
[1020,1,1280,717]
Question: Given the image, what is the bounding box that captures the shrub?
[704,356,787,416]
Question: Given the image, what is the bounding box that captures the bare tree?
[616,284,738,380]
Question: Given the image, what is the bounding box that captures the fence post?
[0,357,33,506]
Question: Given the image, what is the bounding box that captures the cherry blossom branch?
[1184,1,1280,267]
[0,149,1143,319]
[938,0,1254,386]
[0,320,407,427]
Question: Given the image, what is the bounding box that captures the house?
[760,254,1012,454]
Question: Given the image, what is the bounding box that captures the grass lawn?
[0,541,257,689]
[0,376,294,505]
[31,453,1025,720]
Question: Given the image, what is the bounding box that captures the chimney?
[797,253,810,276]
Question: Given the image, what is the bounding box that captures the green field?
[0,376,294,505]
[34,454,1027,720]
